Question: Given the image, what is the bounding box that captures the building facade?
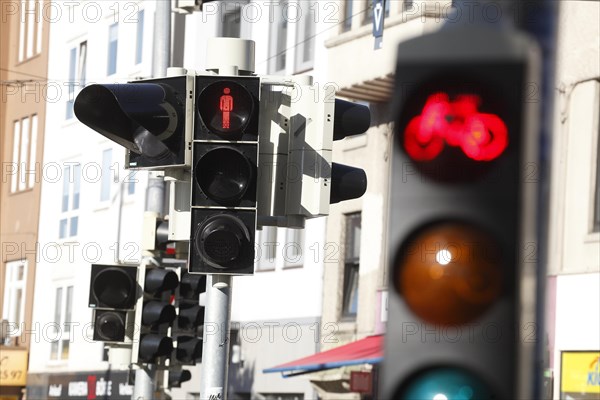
[25,1,154,397]
[1,0,50,398]
[546,2,600,399]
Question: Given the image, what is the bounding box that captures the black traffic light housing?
[171,269,205,365]
[190,76,260,275]
[382,25,541,399]
[133,265,180,363]
[74,75,194,169]
[88,264,139,343]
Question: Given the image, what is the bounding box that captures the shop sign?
[26,370,133,399]
[561,351,600,399]
[0,347,28,386]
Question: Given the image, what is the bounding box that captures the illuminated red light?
[219,87,233,130]
[404,93,508,162]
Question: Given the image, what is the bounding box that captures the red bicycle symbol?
[404,93,508,162]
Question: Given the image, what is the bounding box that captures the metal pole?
[133,366,156,400]
[200,275,233,399]
[133,1,172,399]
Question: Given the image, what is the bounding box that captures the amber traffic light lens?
[395,223,503,325]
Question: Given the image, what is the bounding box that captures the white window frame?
[49,284,74,363]
[294,1,315,73]
[66,40,87,120]
[18,0,43,62]
[107,22,119,76]
[59,163,81,240]
[100,148,113,203]
[256,226,278,271]
[268,0,289,74]
[135,9,145,65]
[10,115,38,193]
[2,260,28,336]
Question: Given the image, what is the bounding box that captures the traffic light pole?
[200,275,233,399]
[133,0,172,399]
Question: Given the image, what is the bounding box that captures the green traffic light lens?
[397,367,495,399]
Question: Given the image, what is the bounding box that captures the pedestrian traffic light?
[132,264,179,363]
[88,264,138,343]
[171,268,205,364]
[381,25,541,399]
[74,74,194,169]
[189,76,259,275]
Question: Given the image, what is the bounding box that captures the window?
[283,228,304,267]
[256,226,278,271]
[2,260,27,336]
[10,114,38,192]
[100,149,112,202]
[342,213,361,318]
[363,0,390,26]
[50,285,73,361]
[268,0,288,74]
[127,171,136,196]
[59,163,81,239]
[66,41,87,119]
[107,23,118,75]
[135,10,144,64]
[294,1,315,73]
[219,3,242,38]
[342,0,353,32]
[18,0,43,62]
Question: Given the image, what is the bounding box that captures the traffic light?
[189,76,260,275]
[132,264,179,363]
[382,25,541,399]
[282,82,370,223]
[74,74,194,169]
[330,98,370,204]
[88,264,138,343]
[171,269,205,364]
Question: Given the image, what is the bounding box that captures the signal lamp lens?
[93,268,135,308]
[195,214,251,268]
[198,81,254,136]
[404,93,508,163]
[397,367,495,399]
[195,147,253,205]
[94,310,126,342]
[394,222,503,325]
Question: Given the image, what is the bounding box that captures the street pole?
[199,38,256,400]
[133,1,172,399]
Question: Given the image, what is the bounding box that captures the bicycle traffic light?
[171,269,205,364]
[132,265,179,363]
[88,264,138,343]
[74,75,194,169]
[189,76,260,275]
[382,25,541,399]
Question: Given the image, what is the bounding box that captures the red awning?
[263,335,383,377]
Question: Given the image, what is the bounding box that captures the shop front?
[26,370,133,400]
